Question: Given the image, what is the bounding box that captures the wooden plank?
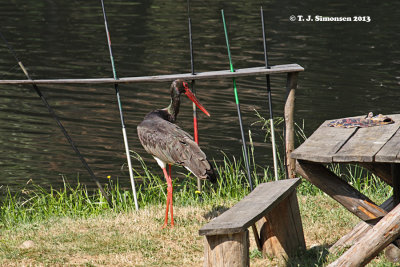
[291,119,357,163]
[333,115,400,162]
[198,178,301,236]
[328,203,400,267]
[296,160,387,221]
[375,128,400,163]
[0,64,304,85]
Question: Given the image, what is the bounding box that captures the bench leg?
[257,191,305,259]
[204,230,249,267]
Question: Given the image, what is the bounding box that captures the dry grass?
[0,195,396,266]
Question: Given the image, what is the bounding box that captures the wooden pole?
[329,203,400,267]
[285,72,298,178]
[0,64,304,85]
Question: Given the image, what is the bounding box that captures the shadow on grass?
[203,205,230,220]
[285,245,330,267]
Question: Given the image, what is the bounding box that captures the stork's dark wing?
[137,116,215,181]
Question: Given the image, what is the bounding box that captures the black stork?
[137,79,216,228]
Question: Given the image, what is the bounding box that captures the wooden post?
[257,190,305,259]
[285,72,298,178]
[296,160,387,221]
[329,203,400,267]
[204,230,249,267]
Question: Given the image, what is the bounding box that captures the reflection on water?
[0,0,399,189]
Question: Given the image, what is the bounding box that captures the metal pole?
[261,6,279,181]
[221,10,253,191]
[0,32,112,206]
[100,0,139,210]
[187,0,202,193]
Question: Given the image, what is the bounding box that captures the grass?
[0,114,395,266]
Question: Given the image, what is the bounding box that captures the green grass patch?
[0,113,395,266]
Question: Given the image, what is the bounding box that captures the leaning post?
[285,72,298,178]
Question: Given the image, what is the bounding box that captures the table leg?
[296,160,387,221]
[330,196,393,252]
[360,162,393,186]
[392,164,400,205]
[328,203,400,267]
[297,160,400,263]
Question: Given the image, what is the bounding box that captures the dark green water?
[0,0,399,189]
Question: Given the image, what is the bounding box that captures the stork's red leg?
[169,164,174,227]
[162,167,170,229]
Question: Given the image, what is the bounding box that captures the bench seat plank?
[199,178,301,236]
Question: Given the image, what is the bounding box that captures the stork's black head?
[169,79,210,118]
[170,79,188,97]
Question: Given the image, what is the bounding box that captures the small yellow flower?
[107,175,111,179]
[195,190,201,194]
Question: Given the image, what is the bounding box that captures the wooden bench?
[199,178,305,266]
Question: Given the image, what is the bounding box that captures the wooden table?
[291,114,400,266]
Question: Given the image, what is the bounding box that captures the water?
[0,0,399,189]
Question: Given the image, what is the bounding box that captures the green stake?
[221,9,253,191]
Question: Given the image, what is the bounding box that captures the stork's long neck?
[164,90,181,123]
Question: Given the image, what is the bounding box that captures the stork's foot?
[161,223,174,229]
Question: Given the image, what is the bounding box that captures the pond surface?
[0,0,399,189]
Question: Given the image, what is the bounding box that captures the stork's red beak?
[183,82,210,117]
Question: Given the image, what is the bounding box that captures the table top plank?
[375,128,400,163]
[292,114,400,163]
[333,115,400,162]
[291,120,358,163]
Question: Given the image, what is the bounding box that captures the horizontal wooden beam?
[0,64,303,85]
